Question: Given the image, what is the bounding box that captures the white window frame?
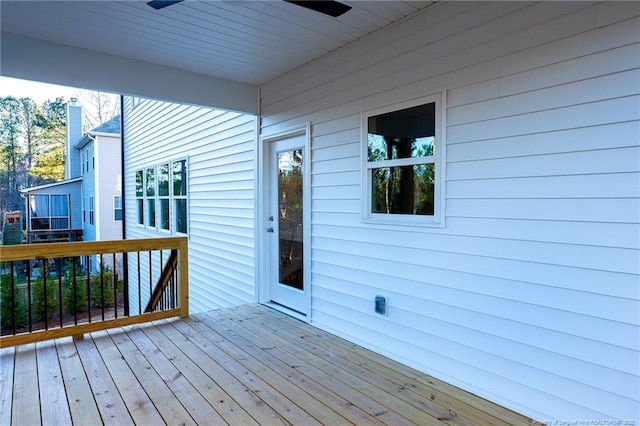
[361,90,446,228]
[135,158,188,235]
[88,196,95,226]
[171,158,188,235]
[114,196,123,221]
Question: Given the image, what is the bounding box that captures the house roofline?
[74,134,94,149]
[20,177,82,193]
[75,130,120,149]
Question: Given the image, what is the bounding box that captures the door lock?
[266,227,274,233]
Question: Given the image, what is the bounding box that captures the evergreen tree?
[31,98,66,183]
[0,96,26,211]
[0,96,67,212]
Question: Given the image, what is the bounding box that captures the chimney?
[65,98,83,179]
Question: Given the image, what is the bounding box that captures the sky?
[0,76,89,104]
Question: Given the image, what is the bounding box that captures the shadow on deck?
[0,304,533,425]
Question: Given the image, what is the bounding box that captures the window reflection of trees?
[369,136,435,215]
[278,149,303,289]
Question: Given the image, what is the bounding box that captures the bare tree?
[74,90,120,130]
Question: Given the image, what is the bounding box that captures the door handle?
[266,227,274,233]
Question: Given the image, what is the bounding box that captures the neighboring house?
[122,2,639,422]
[22,99,122,246]
[75,112,122,243]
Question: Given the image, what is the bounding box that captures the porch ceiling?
[1,1,435,111]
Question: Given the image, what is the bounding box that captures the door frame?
[257,123,311,321]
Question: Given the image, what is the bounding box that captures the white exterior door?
[263,130,309,317]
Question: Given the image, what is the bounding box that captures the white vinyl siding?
[94,134,123,241]
[81,144,96,242]
[124,97,257,315]
[260,1,639,422]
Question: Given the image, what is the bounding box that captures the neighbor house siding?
[123,97,257,314]
[260,1,639,421]
[80,142,96,242]
[94,134,122,241]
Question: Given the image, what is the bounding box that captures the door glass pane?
[278,149,303,290]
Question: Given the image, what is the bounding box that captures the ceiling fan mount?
[147,0,352,18]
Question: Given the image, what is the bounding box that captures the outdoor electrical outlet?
[375,295,387,315]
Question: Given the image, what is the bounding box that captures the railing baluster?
[58,258,63,328]
[27,260,32,333]
[159,251,163,311]
[148,250,153,306]
[73,257,78,326]
[10,261,16,334]
[173,266,177,308]
[100,254,105,322]
[86,255,92,323]
[137,251,141,314]
[113,253,118,319]
[43,259,48,330]
[123,251,129,317]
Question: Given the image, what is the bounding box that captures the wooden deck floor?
[0,304,533,425]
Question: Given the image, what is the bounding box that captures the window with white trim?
[134,158,188,234]
[88,196,95,225]
[172,159,188,234]
[114,196,122,221]
[362,92,445,226]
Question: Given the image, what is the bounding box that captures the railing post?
[178,237,189,318]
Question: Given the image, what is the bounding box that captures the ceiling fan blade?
[147,0,184,10]
[284,1,352,18]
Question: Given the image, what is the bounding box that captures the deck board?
[55,338,106,425]
[1,304,533,425]
[226,306,470,426]
[204,308,387,425]
[36,340,73,425]
[0,346,15,426]
[239,304,531,426]
[91,330,165,425]
[237,304,524,426]
[12,344,41,425]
